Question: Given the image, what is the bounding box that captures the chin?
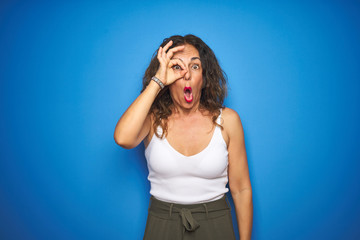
[182,99,198,109]
[171,96,200,110]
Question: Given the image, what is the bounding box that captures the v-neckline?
[163,126,218,158]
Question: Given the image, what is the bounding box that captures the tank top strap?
[216,108,223,125]
[155,124,163,136]
[213,108,226,144]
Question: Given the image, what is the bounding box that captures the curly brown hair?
[141,34,228,138]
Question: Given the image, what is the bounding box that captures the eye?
[192,64,200,70]
[173,65,182,71]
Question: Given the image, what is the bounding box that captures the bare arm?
[114,80,161,149]
[224,108,253,240]
[114,41,187,149]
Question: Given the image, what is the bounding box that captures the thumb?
[180,68,188,77]
[172,70,186,82]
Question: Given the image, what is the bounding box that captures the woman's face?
[169,44,203,110]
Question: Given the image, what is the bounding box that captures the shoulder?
[221,107,244,140]
[221,107,243,127]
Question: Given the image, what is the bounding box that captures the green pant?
[143,195,236,240]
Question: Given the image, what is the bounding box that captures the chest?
[165,117,215,157]
[145,116,229,178]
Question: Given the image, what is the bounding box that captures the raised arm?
[113,80,160,149]
[114,40,187,149]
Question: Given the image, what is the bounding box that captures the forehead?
[172,44,200,60]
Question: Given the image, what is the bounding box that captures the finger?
[162,40,173,53]
[166,46,185,60]
[174,69,187,81]
[162,41,175,60]
[158,47,167,66]
[168,45,185,54]
[157,46,163,60]
[169,59,186,70]
[163,43,173,60]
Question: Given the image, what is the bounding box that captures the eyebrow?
[173,57,201,63]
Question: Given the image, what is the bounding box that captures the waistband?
[148,195,231,233]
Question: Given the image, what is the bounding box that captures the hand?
[154,40,187,86]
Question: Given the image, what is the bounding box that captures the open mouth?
[184,86,193,103]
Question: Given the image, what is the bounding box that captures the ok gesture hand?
[154,40,187,86]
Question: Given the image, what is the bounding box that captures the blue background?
[1,1,360,239]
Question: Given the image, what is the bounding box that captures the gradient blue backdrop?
[1,1,359,239]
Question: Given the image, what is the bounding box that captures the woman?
[114,34,252,240]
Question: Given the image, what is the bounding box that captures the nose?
[184,68,191,81]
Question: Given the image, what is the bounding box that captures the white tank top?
[144,109,229,204]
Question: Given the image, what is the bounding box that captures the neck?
[171,101,202,117]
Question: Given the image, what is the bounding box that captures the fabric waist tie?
[148,195,231,233]
[179,207,200,232]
